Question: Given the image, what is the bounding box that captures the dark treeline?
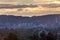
[28,31,57,40]
[1,31,57,40]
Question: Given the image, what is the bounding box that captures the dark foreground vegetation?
[1,31,57,40]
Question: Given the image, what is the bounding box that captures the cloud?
[0,4,38,8]
[41,3,60,8]
[0,0,34,4]
[57,0,60,1]
[0,0,60,5]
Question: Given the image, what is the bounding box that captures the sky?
[0,0,60,17]
[0,0,59,4]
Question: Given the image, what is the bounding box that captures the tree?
[4,32,19,40]
[3,37,7,40]
[54,33,57,40]
[40,31,46,40]
[28,33,39,40]
[47,32,57,40]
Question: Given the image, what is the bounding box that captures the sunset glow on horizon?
[0,0,60,16]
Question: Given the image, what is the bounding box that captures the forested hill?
[0,14,59,29]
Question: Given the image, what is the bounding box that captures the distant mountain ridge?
[0,14,60,29]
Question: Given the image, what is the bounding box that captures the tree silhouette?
[47,32,57,40]
[40,31,46,40]
[3,37,7,40]
[54,33,57,40]
[28,33,39,40]
[4,32,19,40]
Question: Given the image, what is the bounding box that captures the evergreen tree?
[40,31,46,40]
